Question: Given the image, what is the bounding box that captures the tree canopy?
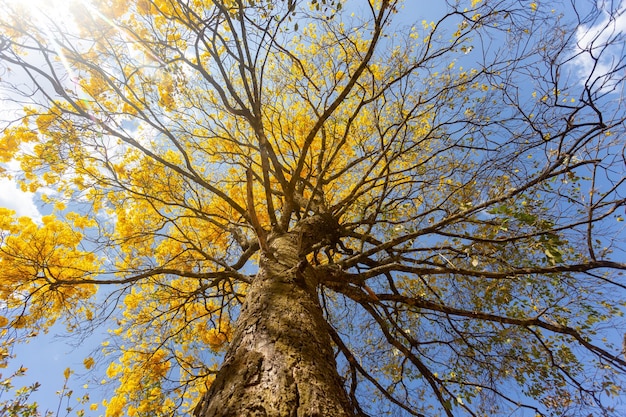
[0,0,625,416]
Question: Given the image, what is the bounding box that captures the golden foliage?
[0,0,624,415]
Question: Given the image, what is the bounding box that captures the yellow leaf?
[84,357,95,370]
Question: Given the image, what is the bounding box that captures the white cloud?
[0,178,42,222]
[574,0,626,87]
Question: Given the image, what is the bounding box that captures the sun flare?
[1,0,85,23]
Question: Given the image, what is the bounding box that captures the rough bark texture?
[194,220,355,417]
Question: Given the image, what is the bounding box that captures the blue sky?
[1,0,625,416]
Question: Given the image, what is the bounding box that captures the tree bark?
[193,228,355,417]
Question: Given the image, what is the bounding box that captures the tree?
[0,0,625,415]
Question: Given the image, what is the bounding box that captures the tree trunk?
[193,229,355,417]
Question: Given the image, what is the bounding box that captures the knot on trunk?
[261,213,343,283]
[294,213,342,255]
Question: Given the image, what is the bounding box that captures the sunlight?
[0,0,92,99]
[1,0,82,20]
